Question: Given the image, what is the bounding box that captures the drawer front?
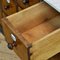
[2,0,16,15]
[2,20,29,60]
[30,29,60,60]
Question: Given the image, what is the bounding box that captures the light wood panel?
[48,15,60,28]
[22,15,60,44]
[30,29,60,60]
[22,20,56,43]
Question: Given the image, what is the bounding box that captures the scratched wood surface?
[0,33,20,60]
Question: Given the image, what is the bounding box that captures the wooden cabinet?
[2,1,60,60]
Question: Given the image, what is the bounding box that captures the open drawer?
[2,2,60,60]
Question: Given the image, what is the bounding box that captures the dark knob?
[7,42,17,50]
[7,43,13,50]
[5,3,10,10]
[23,0,29,4]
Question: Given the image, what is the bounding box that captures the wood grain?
[22,21,56,43]
[30,29,60,60]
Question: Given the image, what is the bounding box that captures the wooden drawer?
[1,0,17,16]
[2,2,60,60]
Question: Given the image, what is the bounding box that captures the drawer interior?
[6,2,59,43]
[22,15,60,43]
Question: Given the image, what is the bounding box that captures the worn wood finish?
[22,21,56,43]
[1,0,16,15]
[22,15,60,43]
[2,1,60,60]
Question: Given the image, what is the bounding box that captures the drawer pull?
[23,0,29,4]
[4,0,11,10]
[4,5,10,10]
[7,42,17,50]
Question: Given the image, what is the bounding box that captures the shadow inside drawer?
[49,53,60,60]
